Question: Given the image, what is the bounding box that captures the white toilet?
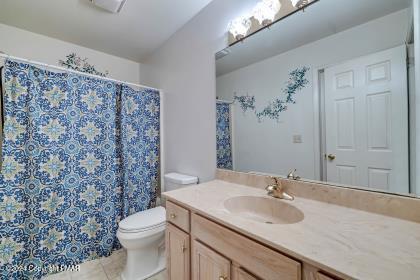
[117,207,166,280]
[117,173,198,280]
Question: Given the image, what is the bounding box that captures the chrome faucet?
[287,169,300,180]
[265,176,294,201]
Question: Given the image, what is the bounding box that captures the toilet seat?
[118,206,166,233]
[117,223,165,242]
[118,222,166,233]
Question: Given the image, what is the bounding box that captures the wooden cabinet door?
[232,266,258,280]
[192,240,231,280]
[192,214,301,280]
[316,272,337,280]
[166,223,190,280]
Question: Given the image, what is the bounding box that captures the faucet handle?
[287,169,295,179]
[287,169,300,180]
[265,184,277,192]
[270,176,280,185]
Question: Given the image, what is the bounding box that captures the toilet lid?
[119,206,166,232]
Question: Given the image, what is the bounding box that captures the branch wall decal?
[233,66,310,122]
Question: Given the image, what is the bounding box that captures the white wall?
[217,65,315,178]
[139,0,259,183]
[0,23,141,83]
[408,44,417,192]
[414,0,420,195]
[216,10,410,180]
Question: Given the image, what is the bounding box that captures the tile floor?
[43,249,166,280]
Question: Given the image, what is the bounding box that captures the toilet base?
[120,249,166,280]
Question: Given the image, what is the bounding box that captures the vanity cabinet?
[192,240,231,280]
[232,266,259,280]
[166,223,190,280]
[165,200,342,280]
[166,200,190,232]
[191,213,301,280]
[192,240,260,280]
[315,272,336,280]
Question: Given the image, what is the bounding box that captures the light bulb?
[253,0,281,26]
[228,16,252,40]
[263,0,281,13]
[290,0,309,8]
[290,0,299,6]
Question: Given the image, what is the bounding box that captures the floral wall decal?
[233,94,256,113]
[59,53,109,77]
[233,66,310,122]
[256,98,287,121]
[284,67,310,104]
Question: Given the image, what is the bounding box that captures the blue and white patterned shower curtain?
[216,102,233,170]
[120,85,160,217]
[0,60,160,279]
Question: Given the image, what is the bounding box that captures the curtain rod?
[0,53,160,92]
[216,99,233,104]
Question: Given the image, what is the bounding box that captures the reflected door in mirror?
[324,45,409,193]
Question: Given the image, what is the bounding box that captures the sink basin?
[224,196,304,224]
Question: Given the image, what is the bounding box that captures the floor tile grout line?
[100,262,110,280]
[100,262,107,280]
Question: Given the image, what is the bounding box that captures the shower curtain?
[0,60,160,279]
[216,102,233,170]
[119,84,160,216]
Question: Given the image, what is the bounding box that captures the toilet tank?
[164,173,198,192]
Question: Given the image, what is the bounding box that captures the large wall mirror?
[215,0,419,197]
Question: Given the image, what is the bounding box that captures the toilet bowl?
[117,207,166,280]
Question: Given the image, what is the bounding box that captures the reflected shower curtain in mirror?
[216,102,233,169]
[0,60,160,279]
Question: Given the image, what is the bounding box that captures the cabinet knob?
[170,213,176,219]
[219,277,228,280]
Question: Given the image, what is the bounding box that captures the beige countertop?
[163,180,420,280]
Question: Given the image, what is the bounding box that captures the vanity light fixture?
[252,0,281,26]
[290,0,309,8]
[228,0,316,45]
[228,17,252,41]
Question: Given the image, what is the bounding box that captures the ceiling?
[216,0,411,76]
[0,0,213,62]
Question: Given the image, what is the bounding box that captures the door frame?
[413,0,420,195]
[312,45,411,186]
[230,103,236,170]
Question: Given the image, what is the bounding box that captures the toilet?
[117,173,198,280]
[117,207,166,280]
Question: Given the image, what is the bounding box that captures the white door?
[324,45,409,193]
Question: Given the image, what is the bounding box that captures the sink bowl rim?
[223,195,304,225]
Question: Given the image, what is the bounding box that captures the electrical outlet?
[293,135,303,143]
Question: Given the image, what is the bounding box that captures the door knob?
[170,213,176,219]
[327,154,336,160]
